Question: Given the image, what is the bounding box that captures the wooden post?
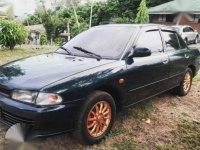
[89,0,94,28]
[67,21,70,41]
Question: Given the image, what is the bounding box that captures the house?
[25,24,46,45]
[148,0,200,33]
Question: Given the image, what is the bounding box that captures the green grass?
[176,120,200,150]
[155,120,200,150]
[112,137,140,150]
[121,101,155,120]
[109,125,127,137]
[0,45,57,65]
[157,120,200,150]
[156,144,177,150]
[194,72,200,82]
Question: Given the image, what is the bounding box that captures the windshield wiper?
[73,46,102,60]
[60,46,73,55]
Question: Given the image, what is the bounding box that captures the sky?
[1,0,106,17]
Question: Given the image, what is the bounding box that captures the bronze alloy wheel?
[183,72,191,92]
[87,101,112,137]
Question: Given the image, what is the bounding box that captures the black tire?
[194,36,198,44]
[74,91,116,145]
[174,68,193,96]
[185,38,188,45]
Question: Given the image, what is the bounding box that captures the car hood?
[0,53,115,90]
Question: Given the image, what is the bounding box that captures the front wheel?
[74,91,116,145]
[174,68,193,96]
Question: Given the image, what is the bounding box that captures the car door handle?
[185,54,190,59]
[162,59,169,64]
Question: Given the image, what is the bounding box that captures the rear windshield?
[172,27,181,33]
[57,26,136,59]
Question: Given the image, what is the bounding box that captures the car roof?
[172,25,191,29]
[94,24,174,31]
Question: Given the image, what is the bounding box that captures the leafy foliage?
[135,0,149,23]
[40,33,48,45]
[0,19,27,50]
[23,15,41,26]
[22,0,171,42]
[112,17,134,23]
[54,37,65,46]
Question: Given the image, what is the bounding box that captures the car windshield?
[56,26,136,59]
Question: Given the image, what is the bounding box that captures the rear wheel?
[185,38,188,45]
[174,68,193,96]
[194,36,198,44]
[74,91,116,145]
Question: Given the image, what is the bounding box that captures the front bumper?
[0,94,83,137]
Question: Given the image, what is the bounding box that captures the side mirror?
[132,47,151,57]
[126,47,151,65]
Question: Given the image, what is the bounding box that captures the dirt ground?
[0,44,200,150]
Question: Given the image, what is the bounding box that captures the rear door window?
[177,34,187,49]
[162,31,180,50]
[183,28,187,32]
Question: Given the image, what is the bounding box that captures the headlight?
[12,90,63,106]
[12,90,38,104]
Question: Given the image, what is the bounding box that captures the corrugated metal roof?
[25,24,45,33]
[149,0,200,14]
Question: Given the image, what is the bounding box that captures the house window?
[158,15,166,22]
[192,14,200,23]
[166,14,175,22]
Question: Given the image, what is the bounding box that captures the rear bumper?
[0,94,83,137]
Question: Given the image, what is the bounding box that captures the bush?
[54,37,65,46]
[0,19,27,50]
[40,33,48,45]
[112,17,133,23]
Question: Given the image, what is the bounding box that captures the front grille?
[0,85,11,97]
[1,110,35,126]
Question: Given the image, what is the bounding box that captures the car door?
[183,27,191,42]
[161,30,189,88]
[189,27,196,41]
[124,27,170,106]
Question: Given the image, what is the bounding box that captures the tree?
[40,33,48,45]
[0,20,27,50]
[34,1,60,44]
[135,0,149,23]
[22,0,171,43]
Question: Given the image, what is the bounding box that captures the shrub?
[40,33,48,45]
[112,17,133,23]
[54,37,65,46]
[0,19,27,50]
